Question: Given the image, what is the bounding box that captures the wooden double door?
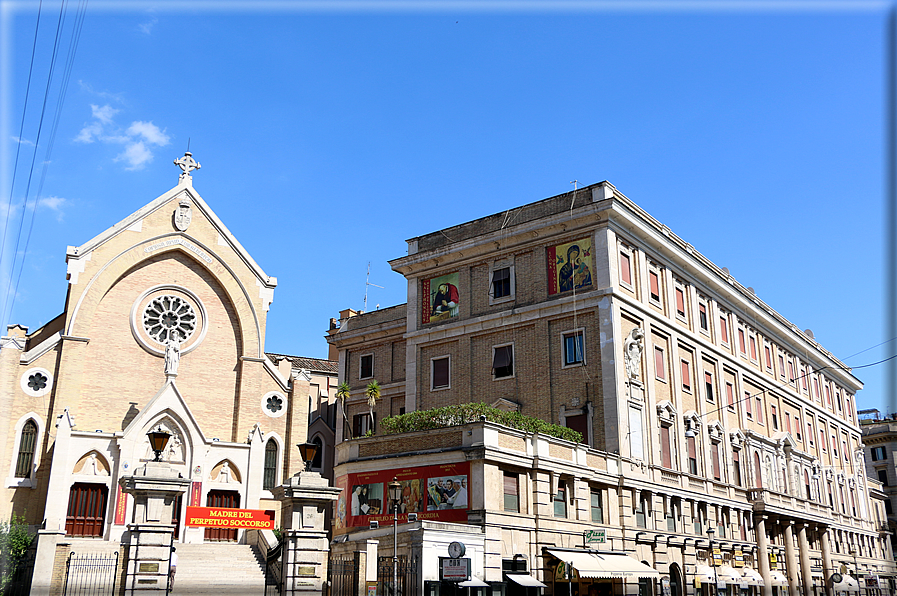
[204,489,240,542]
[65,483,108,537]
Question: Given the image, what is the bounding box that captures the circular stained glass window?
[143,295,197,344]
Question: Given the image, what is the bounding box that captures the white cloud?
[11,136,34,146]
[138,15,158,35]
[37,196,68,221]
[126,121,170,146]
[115,141,154,170]
[74,101,171,170]
[91,104,119,125]
[77,81,124,102]
[75,121,102,143]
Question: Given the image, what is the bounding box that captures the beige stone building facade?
[0,158,324,566]
[327,181,896,595]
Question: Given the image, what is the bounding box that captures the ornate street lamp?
[297,442,318,472]
[147,427,171,462]
[389,477,402,596]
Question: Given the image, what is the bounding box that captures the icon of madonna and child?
[548,238,593,296]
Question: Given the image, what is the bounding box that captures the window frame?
[680,359,692,392]
[698,301,709,333]
[648,268,662,304]
[359,353,374,380]
[718,314,729,345]
[431,355,451,391]
[492,343,515,380]
[704,370,715,403]
[674,285,687,319]
[6,413,44,488]
[503,471,520,513]
[561,328,586,368]
[654,346,667,382]
[590,487,604,523]
[554,484,568,518]
[619,249,634,289]
[489,263,515,305]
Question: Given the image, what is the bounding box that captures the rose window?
[27,373,47,392]
[266,395,283,413]
[143,295,197,344]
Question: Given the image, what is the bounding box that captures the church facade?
[0,154,313,549]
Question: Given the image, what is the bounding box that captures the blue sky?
[1,1,892,411]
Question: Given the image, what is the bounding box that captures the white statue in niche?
[164,335,181,376]
[86,453,100,475]
[623,327,645,381]
[216,462,232,483]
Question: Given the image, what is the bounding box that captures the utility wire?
[0,1,44,288]
[7,0,88,325]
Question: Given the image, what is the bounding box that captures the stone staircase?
[170,542,269,595]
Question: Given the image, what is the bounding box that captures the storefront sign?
[769,553,777,570]
[113,485,128,526]
[189,482,202,507]
[334,462,470,532]
[184,506,275,529]
[733,549,744,568]
[712,548,723,564]
[440,558,470,581]
[555,562,579,582]
[584,529,606,544]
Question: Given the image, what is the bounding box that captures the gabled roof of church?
[65,163,276,289]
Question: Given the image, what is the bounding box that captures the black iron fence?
[327,553,360,596]
[377,555,420,596]
[63,552,119,596]
[1,543,36,596]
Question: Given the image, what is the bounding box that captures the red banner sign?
[184,507,275,529]
[113,485,128,525]
[334,461,470,533]
[189,482,202,507]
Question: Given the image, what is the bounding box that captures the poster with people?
[421,272,460,325]
[547,237,593,296]
[333,462,470,534]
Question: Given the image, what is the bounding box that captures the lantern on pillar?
[147,427,171,462]
[297,442,318,471]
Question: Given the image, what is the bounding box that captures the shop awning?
[507,574,548,588]
[459,578,490,587]
[769,571,789,587]
[741,569,764,586]
[547,550,659,579]
[718,566,746,586]
[695,566,716,586]
[833,575,860,593]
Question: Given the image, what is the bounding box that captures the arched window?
[311,436,323,469]
[15,420,37,478]
[263,439,277,490]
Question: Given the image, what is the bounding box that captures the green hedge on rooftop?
[379,402,582,443]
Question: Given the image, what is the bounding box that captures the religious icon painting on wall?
[547,237,593,296]
[421,272,460,324]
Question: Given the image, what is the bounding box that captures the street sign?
[440,558,470,582]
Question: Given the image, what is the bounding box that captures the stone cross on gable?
[174,151,201,179]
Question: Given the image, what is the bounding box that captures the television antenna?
[363,262,383,313]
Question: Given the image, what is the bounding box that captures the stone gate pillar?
[119,460,190,593]
[273,470,341,596]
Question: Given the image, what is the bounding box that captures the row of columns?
[755,515,831,596]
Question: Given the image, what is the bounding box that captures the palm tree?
[335,382,351,439]
[365,380,380,434]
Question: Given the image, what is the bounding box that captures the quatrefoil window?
[143,295,197,344]
[27,373,47,392]
[266,395,283,413]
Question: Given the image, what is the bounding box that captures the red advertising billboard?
[334,462,469,533]
[113,485,128,526]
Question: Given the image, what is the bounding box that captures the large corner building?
[327,182,895,595]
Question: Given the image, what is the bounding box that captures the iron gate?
[327,553,360,596]
[378,555,420,596]
[63,552,119,596]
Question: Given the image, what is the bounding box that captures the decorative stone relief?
[623,327,645,381]
[173,198,192,232]
[20,367,52,397]
[261,391,287,418]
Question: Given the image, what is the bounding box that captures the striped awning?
[547,550,659,579]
